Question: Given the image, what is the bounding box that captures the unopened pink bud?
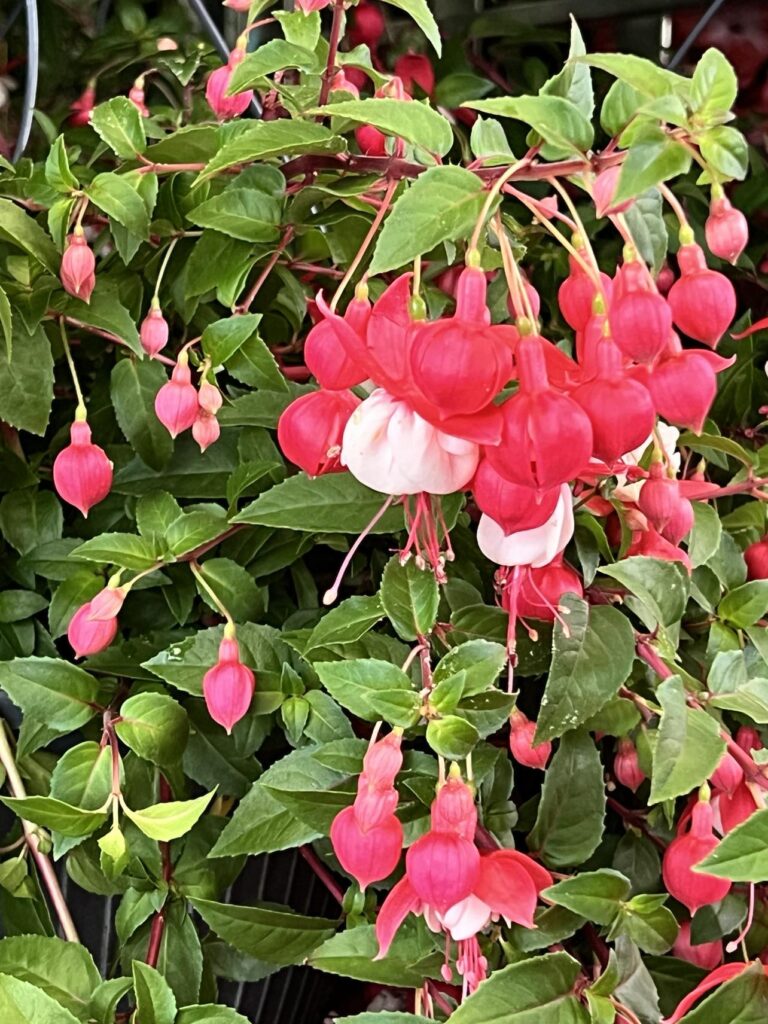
[191,410,220,453]
[736,725,762,752]
[203,635,256,733]
[61,233,96,303]
[362,730,403,787]
[614,737,645,792]
[128,79,149,117]
[198,380,222,415]
[155,360,200,438]
[53,420,113,517]
[87,585,128,621]
[223,0,252,9]
[509,710,551,770]
[68,600,118,658]
[705,196,748,265]
[672,920,723,970]
[140,307,169,357]
[431,772,477,839]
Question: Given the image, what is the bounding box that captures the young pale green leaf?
[699,126,748,181]
[449,952,589,1023]
[469,117,515,163]
[111,359,174,472]
[189,898,337,966]
[201,314,262,366]
[0,198,59,272]
[622,187,668,275]
[233,473,405,534]
[708,677,768,723]
[71,533,160,571]
[613,129,691,205]
[44,136,78,193]
[115,692,189,767]
[432,640,506,698]
[536,596,635,743]
[599,557,690,629]
[123,790,214,841]
[369,166,488,275]
[274,8,321,48]
[542,870,630,926]
[89,978,134,1024]
[379,0,441,54]
[1,795,107,837]
[0,321,54,436]
[85,172,150,237]
[132,962,177,1024]
[529,730,605,868]
[305,595,385,652]
[691,48,738,119]
[227,40,320,93]
[718,581,768,627]
[426,715,479,759]
[90,96,146,158]
[188,189,281,243]
[649,675,725,804]
[0,657,99,731]
[50,741,112,810]
[315,658,421,727]
[312,98,454,157]
[466,95,593,154]
[541,16,593,118]
[196,121,344,182]
[689,502,723,567]
[0,285,11,359]
[0,972,82,1024]
[697,807,768,881]
[576,53,690,100]
[0,935,100,1018]
[380,555,439,641]
[177,1008,253,1024]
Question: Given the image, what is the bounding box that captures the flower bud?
[710,751,744,796]
[744,536,768,581]
[202,634,256,733]
[355,124,388,156]
[192,410,220,453]
[667,243,736,347]
[155,359,200,438]
[662,799,732,914]
[330,805,402,890]
[558,257,612,332]
[69,84,96,126]
[349,0,386,48]
[140,306,169,357]
[614,737,645,792]
[353,781,399,831]
[87,584,128,622]
[705,196,748,265]
[53,419,113,517]
[637,464,693,545]
[509,710,551,770]
[394,52,435,96]
[61,232,96,303]
[610,284,673,364]
[128,77,149,117]
[673,920,723,970]
[736,725,762,753]
[198,380,223,415]
[362,730,403,788]
[67,599,118,658]
[431,772,477,840]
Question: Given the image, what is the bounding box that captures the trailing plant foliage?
[0,1,768,1021]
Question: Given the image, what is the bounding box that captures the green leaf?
[54,286,142,355]
[274,8,321,48]
[622,187,668,275]
[464,95,594,154]
[449,952,589,1023]
[0,972,81,1024]
[211,781,320,858]
[2,494,62,556]
[123,790,214,841]
[50,741,112,810]
[0,199,59,272]
[201,314,262,366]
[337,1016,431,1024]
[0,285,12,359]
[426,715,479,759]
[649,675,725,804]
[233,473,405,534]
[541,16,593,119]
[132,962,176,1024]
[699,126,748,181]
[44,136,78,193]
[379,0,441,55]
[0,321,54,435]
[188,189,280,243]
[194,558,266,623]
[708,674,768,724]
[432,640,506,698]
[718,581,768,627]
[698,806,768,882]
[115,692,189,767]
[315,658,420,727]
[674,962,768,1023]
[0,590,48,623]
[0,657,99,731]
[197,121,344,182]
[227,40,320,92]
[177,1008,252,1024]
[380,555,439,641]
[689,501,723,567]
[576,53,689,101]
[88,978,134,1024]
[71,533,160,571]
[529,729,605,868]
[86,172,149,237]
[111,359,173,472]
[305,595,385,651]
[469,117,515,163]
[1,796,106,837]
[0,935,99,1019]
[90,97,146,158]
[691,48,738,118]
[312,99,454,157]
[189,898,337,966]
[616,896,677,955]
[613,129,691,205]
[601,80,644,137]
[543,870,630,926]
[536,596,635,743]
[599,556,690,629]
[308,921,442,986]
[369,166,489,275]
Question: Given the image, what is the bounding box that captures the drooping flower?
[610,259,672,364]
[667,242,737,347]
[202,628,256,733]
[53,419,113,517]
[140,303,169,357]
[128,76,149,117]
[476,484,574,568]
[557,254,612,332]
[69,83,96,126]
[705,195,748,264]
[744,535,768,580]
[514,555,583,622]
[710,751,744,796]
[349,0,386,48]
[394,52,435,96]
[643,338,734,433]
[155,357,200,438]
[637,463,694,545]
[304,286,370,390]
[508,709,551,769]
[206,39,254,120]
[192,410,221,453]
[67,600,119,659]
[662,797,731,914]
[278,389,360,476]
[614,737,645,792]
[471,459,561,537]
[61,230,96,303]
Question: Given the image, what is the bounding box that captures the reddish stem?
[299,844,344,905]
[235,226,295,314]
[317,0,345,110]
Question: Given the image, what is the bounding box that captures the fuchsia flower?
[667,242,737,347]
[637,463,694,545]
[128,77,149,117]
[471,459,560,537]
[610,259,672,364]
[206,40,254,120]
[67,583,127,659]
[709,751,744,796]
[672,920,723,970]
[304,287,370,390]
[394,52,435,96]
[69,83,96,126]
[558,253,612,332]
[705,195,748,264]
[53,419,113,517]
[476,484,574,568]
[203,628,256,733]
[642,336,734,434]
[745,535,768,580]
[349,0,386,49]
[61,231,96,302]
[375,771,551,998]
[155,357,200,438]
[662,796,731,915]
[514,555,583,622]
[192,411,220,453]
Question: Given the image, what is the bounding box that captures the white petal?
[439,895,492,941]
[476,484,574,567]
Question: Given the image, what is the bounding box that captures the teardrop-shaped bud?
[737,725,762,752]
[53,420,113,516]
[705,196,748,265]
[710,751,744,796]
[645,347,733,434]
[67,600,118,659]
[508,710,551,769]
[431,773,477,840]
[128,78,149,117]
[355,124,388,155]
[202,635,256,733]
[471,459,560,535]
[69,83,96,126]
[610,278,673,364]
[304,299,370,390]
[667,243,737,347]
[515,556,583,622]
[362,730,403,788]
[278,389,360,476]
[140,306,169,357]
[192,410,220,453]
[637,464,693,544]
[614,737,645,792]
[662,800,732,914]
[744,536,768,581]
[155,360,200,438]
[61,232,96,303]
[87,585,128,622]
[558,256,612,332]
[330,805,403,890]
[672,920,723,970]
[349,0,386,47]
[198,380,223,415]
[406,830,480,914]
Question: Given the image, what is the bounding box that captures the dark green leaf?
[380,555,439,641]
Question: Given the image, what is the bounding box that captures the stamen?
[323,495,395,604]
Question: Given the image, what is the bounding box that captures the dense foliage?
[1,1,768,1022]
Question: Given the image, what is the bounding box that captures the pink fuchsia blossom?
[202,630,255,733]
[53,419,113,517]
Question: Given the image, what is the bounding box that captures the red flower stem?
[330,178,399,311]
[145,775,174,968]
[0,721,80,942]
[317,0,345,110]
[606,796,666,851]
[684,478,768,501]
[235,225,295,314]
[299,844,344,905]
[426,979,455,1016]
